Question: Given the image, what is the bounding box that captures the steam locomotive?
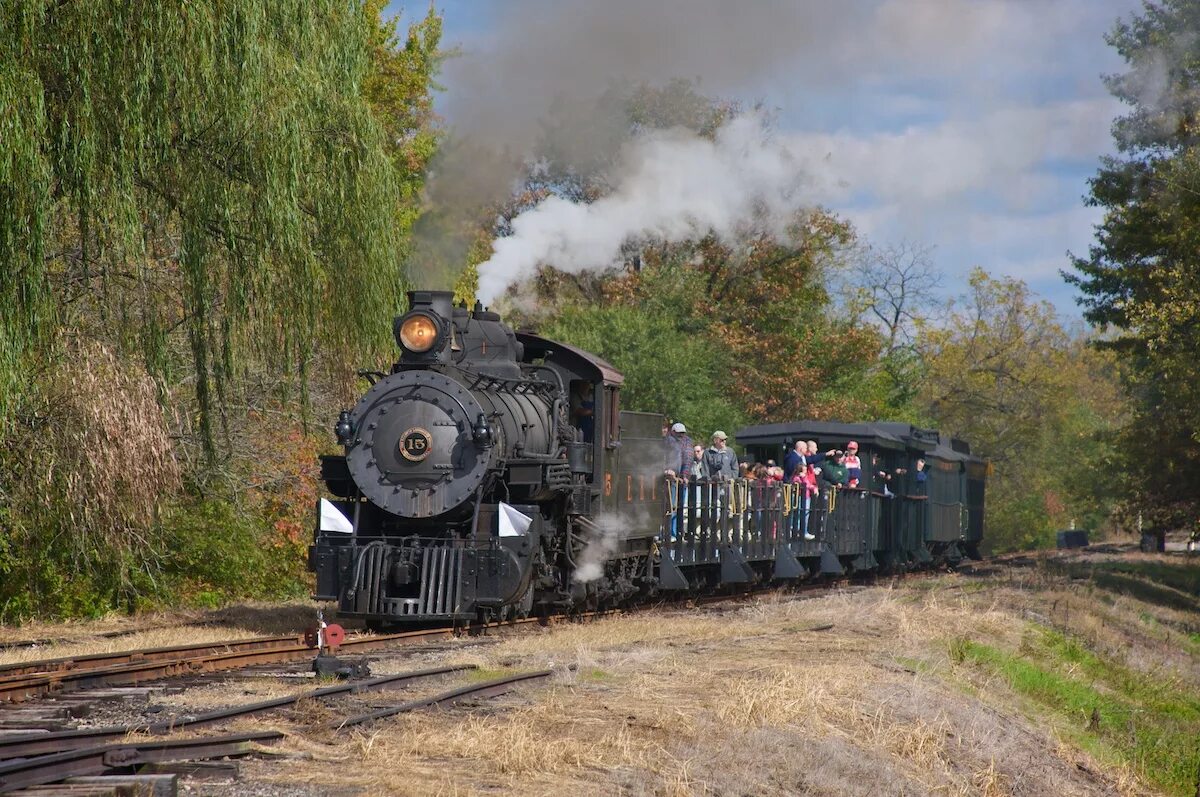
[308,290,986,627]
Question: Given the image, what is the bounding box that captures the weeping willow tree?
[0,1,442,616]
[1,0,440,449]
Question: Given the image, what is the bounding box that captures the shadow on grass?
[1051,560,1200,613]
[205,601,335,636]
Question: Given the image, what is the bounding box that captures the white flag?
[498,502,533,537]
[319,498,354,534]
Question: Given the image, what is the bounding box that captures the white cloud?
[788,98,1120,209]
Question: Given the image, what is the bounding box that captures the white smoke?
[572,513,625,584]
[476,112,812,304]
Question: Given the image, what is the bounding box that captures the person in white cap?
[663,421,693,480]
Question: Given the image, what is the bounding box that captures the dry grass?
[238,574,1157,797]
[0,598,327,666]
[19,552,1194,796]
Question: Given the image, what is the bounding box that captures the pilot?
[571,382,595,443]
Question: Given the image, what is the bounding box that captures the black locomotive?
[309,290,986,627]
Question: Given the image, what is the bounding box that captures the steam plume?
[476,112,810,303]
[573,512,632,584]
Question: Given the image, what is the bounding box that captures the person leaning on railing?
[688,444,705,482]
[662,421,693,482]
[701,430,739,482]
[821,450,848,487]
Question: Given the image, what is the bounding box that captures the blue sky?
[390,0,1143,318]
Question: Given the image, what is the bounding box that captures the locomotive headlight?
[399,314,438,353]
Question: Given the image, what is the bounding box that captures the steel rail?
[0,731,286,793]
[0,664,475,760]
[330,670,554,729]
[0,669,552,792]
[0,635,303,679]
[0,627,457,704]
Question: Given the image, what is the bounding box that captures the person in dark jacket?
[821,451,848,486]
[783,440,807,481]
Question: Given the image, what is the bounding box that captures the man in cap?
[821,450,848,487]
[701,430,739,482]
[663,421,693,481]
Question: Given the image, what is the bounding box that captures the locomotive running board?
[772,546,805,580]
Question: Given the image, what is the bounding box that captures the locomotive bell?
[394,290,455,362]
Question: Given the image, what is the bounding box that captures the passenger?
[783,441,804,481]
[915,458,927,487]
[663,422,693,481]
[790,443,823,542]
[751,465,769,538]
[689,444,705,482]
[844,441,862,488]
[661,422,691,542]
[702,431,739,482]
[783,440,807,481]
[570,382,595,443]
[871,452,899,498]
[785,440,835,481]
[821,450,848,487]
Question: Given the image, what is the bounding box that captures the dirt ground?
[5,550,1199,796]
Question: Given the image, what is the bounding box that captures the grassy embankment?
[948,556,1200,796]
[235,552,1200,796]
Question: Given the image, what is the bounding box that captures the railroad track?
[0,565,990,795]
[0,565,959,707]
[0,668,552,792]
[0,627,459,704]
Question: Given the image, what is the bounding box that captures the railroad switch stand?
[307,610,370,680]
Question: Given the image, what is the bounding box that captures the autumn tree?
[1066,0,1200,527]
[920,270,1128,551]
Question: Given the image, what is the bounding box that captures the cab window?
[605,386,621,448]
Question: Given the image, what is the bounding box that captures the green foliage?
[537,304,746,439]
[1066,1,1200,527]
[0,3,443,620]
[957,629,1200,795]
[0,0,441,452]
[159,498,308,605]
[918,270,1128,552]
